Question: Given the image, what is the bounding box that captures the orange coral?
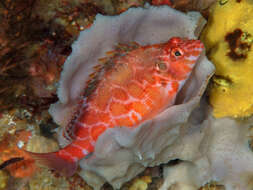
[0,130,37,178]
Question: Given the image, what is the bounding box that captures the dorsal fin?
[61,98,87,142]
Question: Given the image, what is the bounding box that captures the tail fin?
[24,150,78,177]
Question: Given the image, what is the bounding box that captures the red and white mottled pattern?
[56,37,204,162]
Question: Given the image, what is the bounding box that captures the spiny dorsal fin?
[116,41,141,53]
[83,41,141,91]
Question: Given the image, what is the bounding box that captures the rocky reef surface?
[3,1,253,190]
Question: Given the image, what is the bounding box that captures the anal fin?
[24,150,78,177]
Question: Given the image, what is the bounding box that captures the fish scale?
[26,37,204,176]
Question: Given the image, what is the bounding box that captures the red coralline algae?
[151,0,172,6]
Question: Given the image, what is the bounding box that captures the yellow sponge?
[201,0,253,118]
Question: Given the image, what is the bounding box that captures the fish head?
[154,37,204,83]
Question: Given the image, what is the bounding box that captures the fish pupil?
[174,51,181,56]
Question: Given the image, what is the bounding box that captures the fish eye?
[156,62,167,71]
[171,48,183,57]
[174,51,181,56]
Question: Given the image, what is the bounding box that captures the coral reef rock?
[160,106,253,190]
[49,5,214,189]
[173,0,216,11]
[0,171,8,190]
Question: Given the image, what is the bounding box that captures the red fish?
[27,37,204,176]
